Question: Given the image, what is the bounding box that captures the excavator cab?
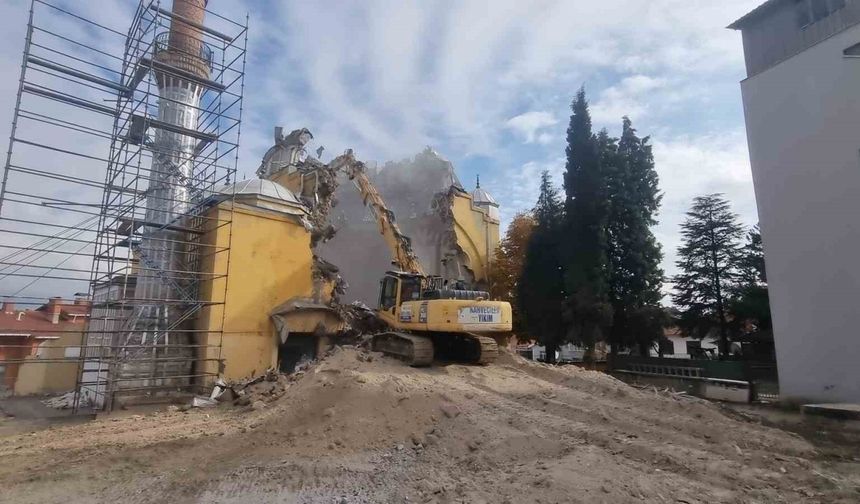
[378,272,422,315]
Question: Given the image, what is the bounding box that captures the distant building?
[660,327,719,359]
[730,0,860,402]
[0,297,89,396]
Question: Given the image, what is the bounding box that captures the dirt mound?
[1,348,858,503]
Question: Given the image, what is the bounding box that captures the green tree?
[562,88,612,351]
[672,194,744,358]
[730,224,772,339]
[518,171,565,362]
[628,305,672,356]
[605,117,664,355]
[490,212,536,337]
[738,224,766,285]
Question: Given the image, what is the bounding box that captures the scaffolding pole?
[0,0,246,412]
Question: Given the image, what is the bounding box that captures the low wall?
[612,371,752,403]
[610,356,778,403]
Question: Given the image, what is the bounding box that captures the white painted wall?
[658,335,718,359]
[529,344,586,361]
[740,24,860,402]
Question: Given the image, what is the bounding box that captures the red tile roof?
[0,299,90,335]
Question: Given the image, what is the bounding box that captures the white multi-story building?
[730,0,860,402]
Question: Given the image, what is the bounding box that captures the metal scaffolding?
[0,0,247,411]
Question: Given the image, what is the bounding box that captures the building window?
[659,339,674,356]
[796,0,847,28]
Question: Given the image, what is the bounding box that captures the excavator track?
[432,332,499,365]
[371,332,434,366]
[471,334,499,365]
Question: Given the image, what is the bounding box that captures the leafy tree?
[672,194,744,357]
[490,212,536,336]
[562,88,612,351]
[605,117,664,355]
[518,171,566,362]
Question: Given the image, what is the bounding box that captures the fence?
[610,355,779,403]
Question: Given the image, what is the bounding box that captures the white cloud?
[592,75,668,125]
[229,0,760,162]
[0,0,767,304]
[489,157,566,229]
[652,130,758,293]
[505,111,559,144]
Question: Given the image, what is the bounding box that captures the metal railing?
[153,31,213,71]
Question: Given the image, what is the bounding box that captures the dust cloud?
[317,148,472,304]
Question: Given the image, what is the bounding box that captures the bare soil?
[1,347,859,503]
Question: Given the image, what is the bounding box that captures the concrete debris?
[191,396,217,408]
[313,256,347,297]
[209,378,236,403]
[335,301,387,337]
[305,160,340,248]
[41,391,79,410]
[188,367,298,411]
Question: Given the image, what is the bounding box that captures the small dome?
[472,186,497,206]
[218,178,302,205]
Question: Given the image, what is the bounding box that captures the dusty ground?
[1,348,859,504]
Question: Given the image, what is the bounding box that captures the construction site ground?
[1,348,859,504]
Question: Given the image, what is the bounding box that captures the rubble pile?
[194,367,300,410]
[334,301,388,339]
[3,347,860,503]
[41,391,78,410]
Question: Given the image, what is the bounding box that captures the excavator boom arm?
[328,150,425,276]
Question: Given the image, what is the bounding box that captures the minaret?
[126,0,212,388]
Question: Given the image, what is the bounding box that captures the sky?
[0,0,764,299]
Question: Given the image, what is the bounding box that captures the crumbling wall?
[263,134,494,306]
[269,158,345,304]
[316,148,476,304]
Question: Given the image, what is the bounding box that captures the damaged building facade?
[262,133,501,305]
[194,178,344,380]
[188,127,501,384]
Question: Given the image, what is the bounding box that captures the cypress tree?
[518,171,565,362]
[605,117,664,355]
[562,88,612,351]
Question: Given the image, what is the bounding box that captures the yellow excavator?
[328,150,512,365]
